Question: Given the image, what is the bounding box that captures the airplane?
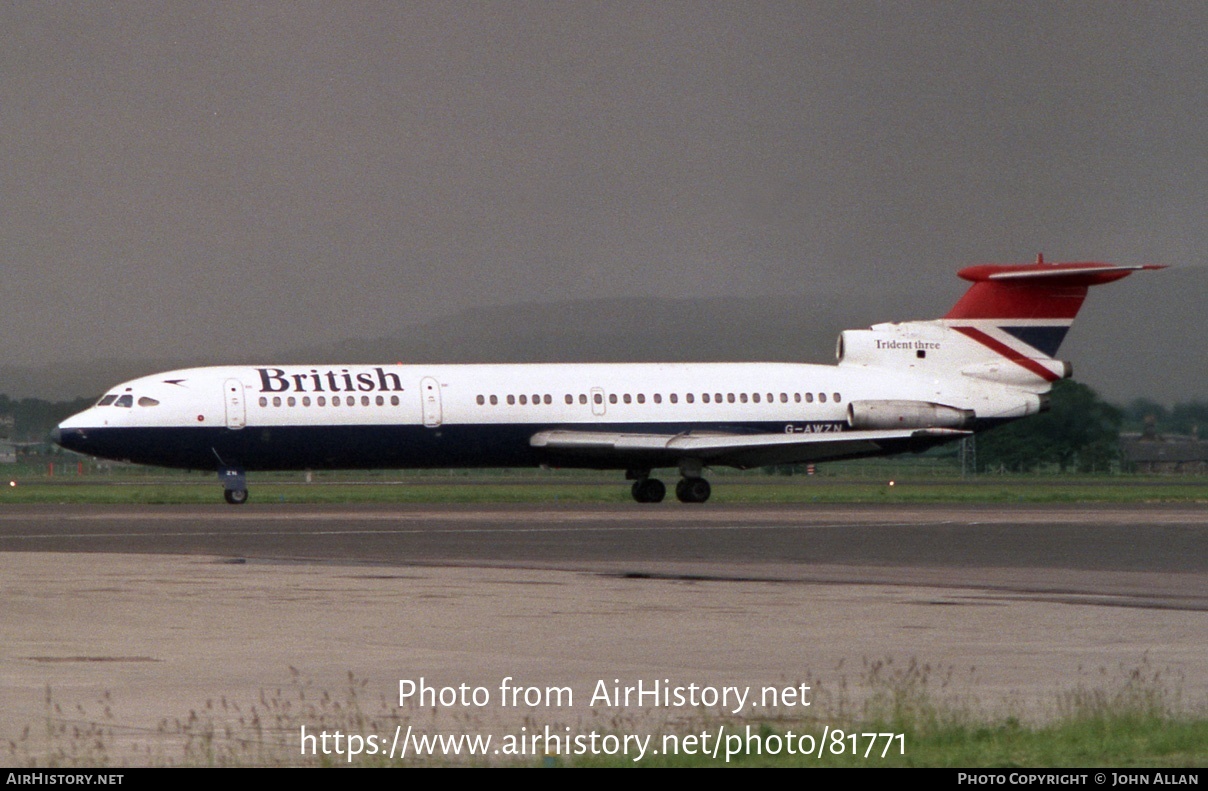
[52,257,1161,504]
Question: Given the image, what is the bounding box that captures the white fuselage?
[55,357,1040,475]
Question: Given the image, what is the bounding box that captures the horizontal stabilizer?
[945,260,1165,323]
[959,263,1165,284]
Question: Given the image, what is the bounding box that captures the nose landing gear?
[219,466,248,505]
[223,488,249,505]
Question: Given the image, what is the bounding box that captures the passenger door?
[224,379,246,429]
[421,376,443,427]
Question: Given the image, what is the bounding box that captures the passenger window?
[490,395,498,405]
[318,396,327,407]
[637,394,645,404]
[519,395,528,405]
[740,393,749,403]
[565,394,573,405]
[609,394,617,404]
[752,393,760,403]
[390,396,399,406]
[623,394,631,404]
[361,396,370,406]
[727,393,735,403]
[794,393,802,403]
[580,394,588,405]
[304,397,312,407]
[376,395,384,406]
[544,394,551,405]
[97,395,118,406]
[805,393,814,403]
[833,393,842,403]
[477,395,485,405]
[715,393,723,403]
[507,395,516,405]
[780,393,788,403]
[819,393,827,403]
[287,397,296,407]
[272,396,282,407]
[653,394,662,404]
[258,397,268,407]
[702,393,710,403]
[594,393,603,404]
[532,394,540,404]
[333,396,342,406]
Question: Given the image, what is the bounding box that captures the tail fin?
[837,256,1163,392]
[943,255,1165,360]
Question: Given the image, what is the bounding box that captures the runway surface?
[1,502,1205,765]
[4,503,1207,567]
[2,502,1205,605]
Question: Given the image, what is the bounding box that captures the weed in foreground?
[8,660,1205,767]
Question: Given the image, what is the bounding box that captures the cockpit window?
[114,395,134,408]
[97,395,118,406]
[137,396,160,407]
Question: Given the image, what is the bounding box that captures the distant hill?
[4,270,1201,406]
[0,294,905,400]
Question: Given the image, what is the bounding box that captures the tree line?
[0,395,93,444]
[957,382,1204,474]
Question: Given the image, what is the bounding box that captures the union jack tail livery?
[838,255,1164,397]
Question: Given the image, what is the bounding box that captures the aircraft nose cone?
[49,427,62,446]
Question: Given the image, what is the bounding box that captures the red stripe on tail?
[951,326,1062,382]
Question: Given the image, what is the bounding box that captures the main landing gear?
[219,466,248,505]
[628,467,712,504]
[674,477,711,504]
[631,477,666,503]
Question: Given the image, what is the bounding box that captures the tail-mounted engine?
[836,327,944,370]
[847,400,975,430]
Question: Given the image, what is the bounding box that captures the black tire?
[224,488,249,505]
[675,478,711,504]
[631,478,666,503]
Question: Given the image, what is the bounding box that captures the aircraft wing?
[529,427,969,469]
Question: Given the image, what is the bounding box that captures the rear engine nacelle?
[846,400,975,430]
[837,329,905,366]
[836,326,947,370]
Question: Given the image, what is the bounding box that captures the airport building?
[1120,433,1208,474]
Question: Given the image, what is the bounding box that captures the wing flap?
[530,428,969,469]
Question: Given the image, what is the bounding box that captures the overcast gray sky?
[2,2,1204,401]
